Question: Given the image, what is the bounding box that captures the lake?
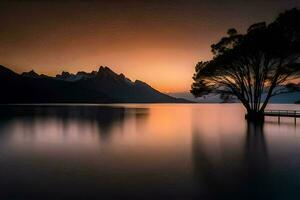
[0,104,299,199]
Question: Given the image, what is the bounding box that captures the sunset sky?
[1,0,299,92]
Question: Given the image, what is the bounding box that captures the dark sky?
[0,0,299,92]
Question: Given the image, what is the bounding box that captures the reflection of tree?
[0,105,149,140]
[243,122,269,199]
[192,122,269,200]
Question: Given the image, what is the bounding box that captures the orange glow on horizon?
[7,48,212,93]
[1,1,298,92]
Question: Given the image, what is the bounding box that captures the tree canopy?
[191,8,300,119]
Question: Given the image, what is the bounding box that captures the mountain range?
[3,64,299,104]
[0,65,190,104]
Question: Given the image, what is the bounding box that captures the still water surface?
[0,104,300,199]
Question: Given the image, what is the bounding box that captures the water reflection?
[0,104,299,199]
[0,105,149,142]
[192,119,300,200]
[0,105,151,199]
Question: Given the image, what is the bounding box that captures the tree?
[191,8,300,121]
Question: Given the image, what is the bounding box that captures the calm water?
[0,104,300,199]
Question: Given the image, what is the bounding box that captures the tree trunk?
[245,110,265,123]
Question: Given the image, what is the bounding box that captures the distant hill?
[168,92,224,103]
[0,65,190,104]
[170,88,300,104]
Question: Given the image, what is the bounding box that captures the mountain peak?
[61,71,71,76]
[56,71,77,81]
[57,71,74,78]
[119,73,126,80]
[22,70,40,78]
[97,66,119,78]
[98,66,115,73]
[56,70,98,82]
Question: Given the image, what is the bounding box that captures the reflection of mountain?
[0,65,189,103]
[192,123,270,199]
[0,105,151,199]
[0,105,149,140]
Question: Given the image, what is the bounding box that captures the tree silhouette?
[191,8,300,121]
